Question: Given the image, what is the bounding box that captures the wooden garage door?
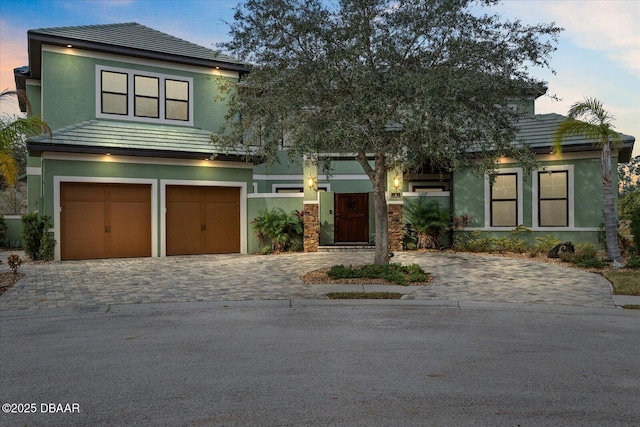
[61,183,151,260]
[166,186,240,255]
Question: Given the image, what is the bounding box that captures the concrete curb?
[2,298,639,319]
[612,295,640,306]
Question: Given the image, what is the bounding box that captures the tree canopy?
[215,0,562,263]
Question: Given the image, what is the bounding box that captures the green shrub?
[252,208,303,252]
[575,243,598,258]
[574,256,607,269]
[327,263,428,286]
[259,246,272,255]
[21,213,52,260]
[560,243,607,269]
[38,230,56,261]
[454,230,494,252]
[619,191,640,217]
[404,197,450,249]
[630,206,640,253]
[492,236,529,254]
[0,214,7,247]
[532,235,562,256]
[625,255,640,269]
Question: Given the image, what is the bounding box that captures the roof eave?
[27,141,254,163]
[27,32,250,79]
[529,139,635,162]
[13,67,30,112]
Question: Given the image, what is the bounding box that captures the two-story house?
[15,23,255,260]
[15,23,636,260]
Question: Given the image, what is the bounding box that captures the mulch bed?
[301,267,433,286]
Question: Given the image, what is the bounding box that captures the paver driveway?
[0,251,615,311]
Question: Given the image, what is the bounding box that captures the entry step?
[318,245,375,253]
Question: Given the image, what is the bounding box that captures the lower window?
[490,173,518,227]
[538,171,568,227]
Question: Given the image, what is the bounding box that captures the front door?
[334,193,369,243]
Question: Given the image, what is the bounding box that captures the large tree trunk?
[601,140,623,262]
[356,151,389,265]
[372,153,389,265]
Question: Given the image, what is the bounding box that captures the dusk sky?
[0,0,638,156]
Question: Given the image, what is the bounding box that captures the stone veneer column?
[303,203,319,252]
[387,203,403,252]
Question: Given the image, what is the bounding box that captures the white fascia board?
[42,152,254,169]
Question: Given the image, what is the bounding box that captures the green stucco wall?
[247,196,303,253]
[40,50,233,132]
[451,155,615,246]
[2,216,23,248]
[452,169,485,228]
[25,83,42,118]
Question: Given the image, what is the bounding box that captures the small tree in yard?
[554,98,624,263]
[214,0,561,264]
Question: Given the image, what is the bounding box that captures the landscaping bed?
[327,292,403,300]
[302,263,432,286]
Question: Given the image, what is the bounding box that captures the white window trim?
[484,167,523,230]
[96,65,194,126]
[271,183,331,193]
[408,182,449,192]
[532,165,575,231]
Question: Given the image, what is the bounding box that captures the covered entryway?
[334,193,369,243]
[166,186,240,255]
[60,183,151,260]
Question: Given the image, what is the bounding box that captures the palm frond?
[0,116,51,149]
[0,152,18,186]
[554,98,623,154]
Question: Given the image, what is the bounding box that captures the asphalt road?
[1,303,639,426]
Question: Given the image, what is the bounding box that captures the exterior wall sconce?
[393,175,401,191]
[307,175,317,191]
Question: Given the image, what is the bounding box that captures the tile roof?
[27,115,634,162]
[30,22,244,66]
[27,119,253,161]
[515,113,635,159]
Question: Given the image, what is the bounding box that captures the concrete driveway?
[0,251,616,312]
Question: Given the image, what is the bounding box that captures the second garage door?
[166,186,240,255]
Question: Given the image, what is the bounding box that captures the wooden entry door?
[166,186,240,255]
[61,183,151,260]
[334,193,369,243]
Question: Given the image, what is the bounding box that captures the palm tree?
[553,97,623,263]
[0,89,50,185]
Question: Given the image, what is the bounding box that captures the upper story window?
[97,66,193,125]
[101,71,128,115]
[134,75,159,118]
[165,79,189,121]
